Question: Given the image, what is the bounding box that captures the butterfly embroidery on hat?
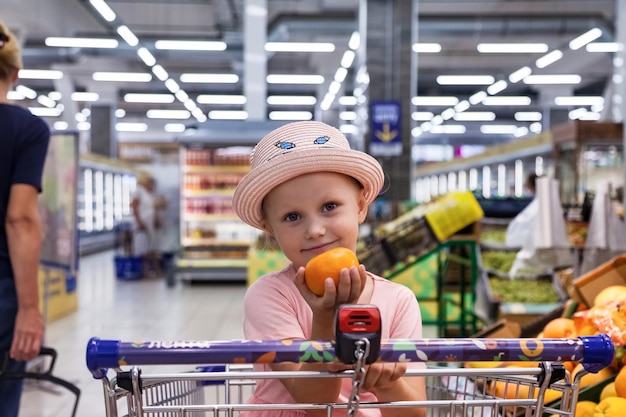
[274,141,296,150]
[313,136,330,145]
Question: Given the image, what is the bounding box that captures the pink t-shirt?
[241,264,425,417]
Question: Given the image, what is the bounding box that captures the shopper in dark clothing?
[0,21,50,417]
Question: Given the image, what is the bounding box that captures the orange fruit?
[543,318,577,338]
[573,400,596,417]
[595,397,626,415]
[594,285,626,307]
[601,382,617,401]
[615,365,626,398]
[571,363,613,389]
[304,247,359,295]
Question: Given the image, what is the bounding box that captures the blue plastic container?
[114,255,143,280]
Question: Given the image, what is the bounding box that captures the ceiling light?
[508,66,532,83]
[175,90,189,102]
[77,122,91,131]
[340,111,357,121]
[183,99,196,111]
[430,125,466,134]
[267,96,316,105]
[454,100,470,112]
[568,108,588,120]
[45,37,118,48]
[523,74,581,84]
[48,91,62,101]
[265,42,335,52]
[477,43,548,53]
[29,107,63,117]
[569,28,602,50]
[116,122,148,132]
[7,91,24,100]
[530,122,542,133]
[480,125,519,134]
[554,96,604,106]
[487,80,508,95]
[482,96,532,106]
[146,109,190,119]
[197,95,247,105]
[116,25,138,47]
[151,65,169,81]
[412,43,442,53]
[266,74,324,84]
[165,79,180,93]
[441,108,456,120]
[453,111,496,121]
[436,75,495,85]
[269,111,313,121]
[71,92,99,102]
[115,109,126,117]
[579,112,601,120]
[348,32,360,50]
[89,0,116,22]
[338,96,357,106]
[412,111,434,121]
[54,121,69,130]
[208,110,248,120]
[328,81,341,95]
[535,50,563,68]
[180,73,239,83]
[586,42,622,53]
[341,50,356,68]
[93,72,152,82]
[37,95,56,108]
[514,127,529,137]
[154,40,226,51]
[19,69,63,80]
[340,124,358,134]
[165,123,186,133]
[412,96,459,106]
[469,91,488,105]
[137,47,156,66]
[124,93,174,103]
[514,111,542,121]
[334,67,348,83]
[16,85,36,99]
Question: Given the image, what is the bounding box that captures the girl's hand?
[361,361,407,393]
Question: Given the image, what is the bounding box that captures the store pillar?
[364,0,415,203]
[244,0,267,121]
[90,104,117,158]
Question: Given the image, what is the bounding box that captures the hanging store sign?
[370,100,402,156]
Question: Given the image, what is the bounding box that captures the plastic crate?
[114,255,143,280]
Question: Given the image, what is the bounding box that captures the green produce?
[488,277,561,304]
[481,251,516,274]
[480,230,507,244]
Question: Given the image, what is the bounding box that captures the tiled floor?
[18,250,248,417]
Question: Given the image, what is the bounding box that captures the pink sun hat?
[232,121,385,230]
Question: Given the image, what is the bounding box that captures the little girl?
[232,121,426,417]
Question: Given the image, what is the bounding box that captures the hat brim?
[233,148,384,230]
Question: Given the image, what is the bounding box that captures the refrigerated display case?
[78,153,138,254]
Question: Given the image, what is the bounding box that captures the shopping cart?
[86,307,614,417]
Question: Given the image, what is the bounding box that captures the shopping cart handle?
[86,334,614,379]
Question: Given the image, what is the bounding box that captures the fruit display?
[480,230,508,245]
[488,276,562,304]
[304,247,359,296]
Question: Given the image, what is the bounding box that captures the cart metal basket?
[86,334,613,417]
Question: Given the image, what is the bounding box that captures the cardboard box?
[472,319,521,338]
[572,254,626,308]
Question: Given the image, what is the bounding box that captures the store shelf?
[181,237,251,247]
[183,213,240,221]
[176,258,248,268]
[183,165,250,174]
[182,188,236,197]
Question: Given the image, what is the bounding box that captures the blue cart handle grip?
[86,334,614,379]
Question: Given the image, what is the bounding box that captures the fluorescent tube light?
[430,125,466,134]
[180,73,239,83]
[568,108,588,120]
[165,79,180,93]
[71,92,99,102]
[482,96,532,106]
[586,42,622,53]
[115,109,126,117]
[37,95,56,108]
[7,91,24,100]
[175,90,189,102]
[569,28,602,50]
[269,111,313,121]
[441,108,456,120]
[412,43,442,53]
[89,0,116,22]
[116,122,148,132]
[477,43,548,53]
[338,96,357,106]
[265,42,335,52]
[469,91,488,105]
[454,100,470,112]
[29,107,63,117]
[197,95,247,105]
[151,65,169,81]
[487,80,508,95]
[208,110,248,120]
[183,99,196,111]
[535,50,563,68]
[154,40,226,51]
[266,74,324,84]
[54,121,69,130]
[431,115,444,126]
[137,47,156,66]
[579,112,601,121]
[45,37,118,48]
[523,74,581,84]
[515,112,542,121]
[165,123,186,133]
[554,96,604,106]
[514,127,529,137]
[341,50,356,68]
[15,85,37,99]
[328,81,341,95]
[509,66,532,83]
[146,109,190,119]
[48,91,62,101]
[77,122,91,131]
[453,112,496,121]
[480,125,519,134]
[436,75,494,85]
[340,111,357,121]
[93,72,152,82]
[267,96,317,106]
[412,96,459,106]
[348,32,360,50]
[334,67,348,83]
[117,25,138,47]
[19,69,63,79]
[124,93,174,103]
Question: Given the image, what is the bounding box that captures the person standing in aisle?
[130,174,161,277]
[0,22,50,417]
[232,121,426,417]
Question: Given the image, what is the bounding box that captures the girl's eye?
[284,213,299,222]
[323,202,337,212]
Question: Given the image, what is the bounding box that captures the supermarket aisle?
[18,250,247,417]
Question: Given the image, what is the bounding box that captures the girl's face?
[261,172,368,270]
